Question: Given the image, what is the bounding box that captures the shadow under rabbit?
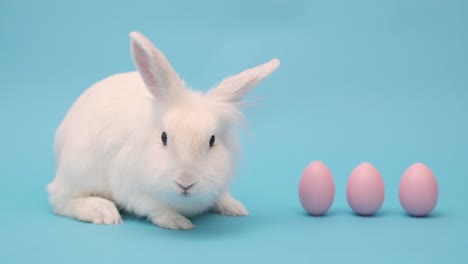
[119,210,262,238]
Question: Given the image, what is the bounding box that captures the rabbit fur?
[47,32,280,230]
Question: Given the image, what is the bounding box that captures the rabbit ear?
[208,58,280,104]
[130,31,183,99]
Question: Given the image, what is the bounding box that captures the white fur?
[47,31,280,230]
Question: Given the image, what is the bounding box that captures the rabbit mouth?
[176,182,196,197]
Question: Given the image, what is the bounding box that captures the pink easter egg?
[346,162,385,216]
[399,163,438,217]
[298,161,335,216]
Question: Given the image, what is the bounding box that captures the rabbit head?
[129,32,280,207]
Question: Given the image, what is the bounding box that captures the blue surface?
[1,0,467,263]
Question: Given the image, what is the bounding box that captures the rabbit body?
[47,32,279,230]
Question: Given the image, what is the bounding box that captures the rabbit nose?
[176,182,195,191]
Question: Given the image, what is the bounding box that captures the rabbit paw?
[73,197,123,225]
[213,194,248,216]
[151,211,194,230]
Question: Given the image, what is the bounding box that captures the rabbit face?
[153,94,236,205]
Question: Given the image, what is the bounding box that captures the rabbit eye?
[161,132,168,146]
[209,135,215,147]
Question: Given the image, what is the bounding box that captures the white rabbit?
[47,31,280,230]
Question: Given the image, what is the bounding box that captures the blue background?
[1,0,467,263]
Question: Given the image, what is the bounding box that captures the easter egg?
[298,161,335,216]
[399,163,438,217]
[346,162,385,216]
